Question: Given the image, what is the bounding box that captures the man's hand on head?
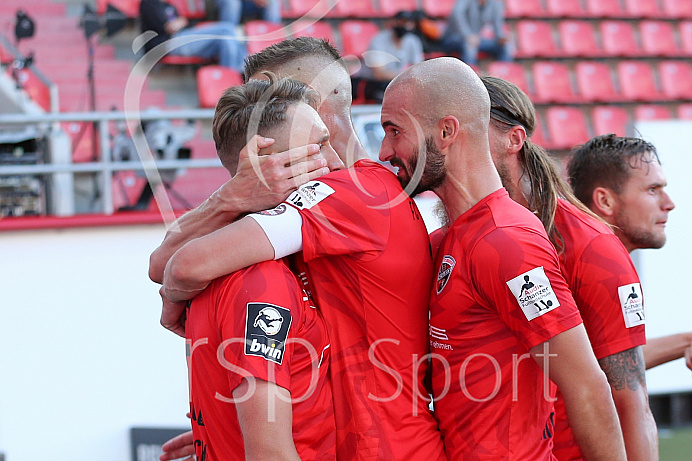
[218,135,328,215]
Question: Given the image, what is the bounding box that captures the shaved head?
[387,57,490,136]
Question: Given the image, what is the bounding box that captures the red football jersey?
[185,258,335,461]
[284,159,445,461]
[429,189,582,460]
[551,200,646,461]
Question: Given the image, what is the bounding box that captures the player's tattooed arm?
[598,346,646,391]
[599,346,659,461]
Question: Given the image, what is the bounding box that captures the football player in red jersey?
[568,137,692,369]
[378,57,625,460]
[157,38,445,461]
[182,76,337,460]
[478,77,658,461]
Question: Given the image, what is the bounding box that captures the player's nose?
[662,190,675,212]
[323,143,345,171]
[379,141,394,163]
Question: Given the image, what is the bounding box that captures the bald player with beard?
[378,58,626,460]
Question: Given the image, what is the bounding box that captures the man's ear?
[507,125,527,156]
[591,187,617,218]
[439,116,459,150]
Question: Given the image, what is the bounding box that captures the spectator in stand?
[411,9,444,54]
[215,0,281,25]
[441,0,512,66]
[140,0,246,71]
[353,11,424,103]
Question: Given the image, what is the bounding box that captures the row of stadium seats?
[239,18,692,62]
[531,104,692,150]
[504,0,691,20]
[516,19,692,59]
[488,60,692,104]
[90,0,692,20]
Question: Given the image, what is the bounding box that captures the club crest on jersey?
[618,283,645,328]
[256,204,287,216]
[245,303,292,364]
[436,255,456,294]
[506,267,561,321]
[286,180,335,210]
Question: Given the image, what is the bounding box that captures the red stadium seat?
[681,22,692,55]
[617,61,661,101]
[662,0,692,18]
[486,62,531,96]
[545,107,590,150]
[97,0,140,17]
[379,0,418,17]
[245,21,289,55]
[584,0,626,17]
[333,0,378,18]
[284,0,333,18]
[532,62,579,104]
[592,106,630,137]
[640,21,679,56]
[677,104,692,119]
[196,65,243,108]
[575,61,618,102]
[291,20,336,43]
[339,21,380,57]
[161,55,210,65]
[0,3,66,16]
[505,0,546,18]
[634,105,673,121]
[421,0,456,18]
[658,61,692,99]
[515,21,558,58]
[623,0,662,17]
[600,21,640,57]
[559,21,601,57]
[545,0,586,17]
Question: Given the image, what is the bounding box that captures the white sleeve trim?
[248,204,304,260]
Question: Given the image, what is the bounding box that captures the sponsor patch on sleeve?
[506,266,561,321]
[617,283,645,328]
[244,303,293,365]
[286,180,335,210]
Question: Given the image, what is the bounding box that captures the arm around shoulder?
[162,216,276,302]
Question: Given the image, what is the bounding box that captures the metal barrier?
[0,109,219,215]
[0,105,384,217]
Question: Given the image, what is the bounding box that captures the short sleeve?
[286,168,391,262]
[570,234,646,359]
[215,262,305,392]
[471,227,583,350]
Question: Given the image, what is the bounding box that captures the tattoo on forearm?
[598,346,646,391]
